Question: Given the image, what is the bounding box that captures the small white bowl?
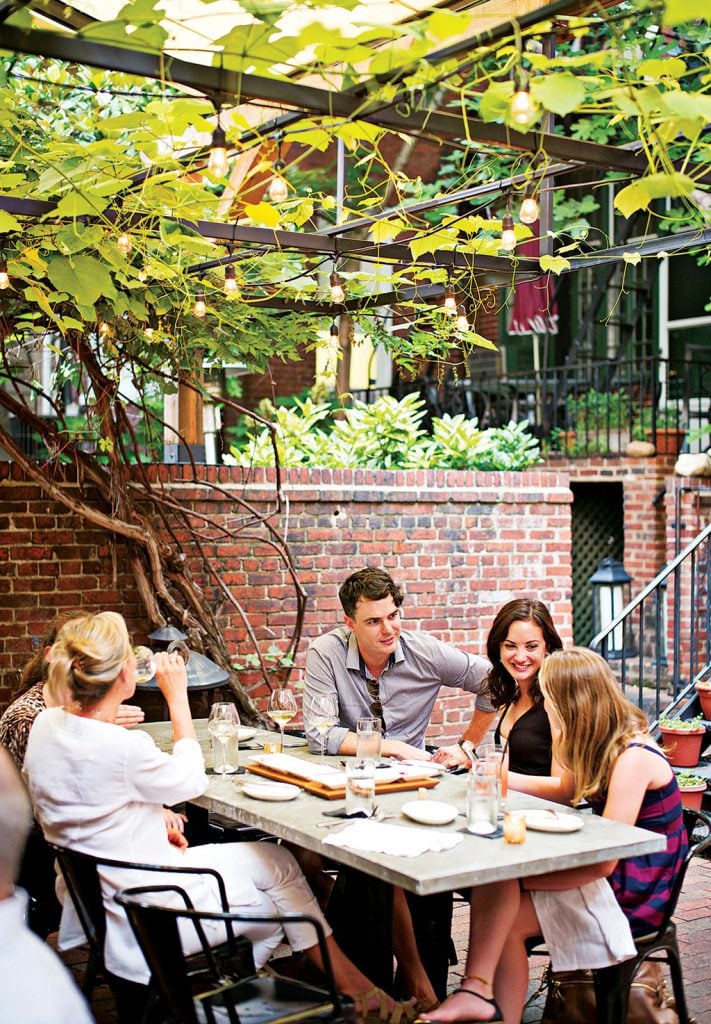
[401,800,459,826]
[237,726,258,741]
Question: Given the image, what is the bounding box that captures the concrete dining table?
[140,719,665,1011]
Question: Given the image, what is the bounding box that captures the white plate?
[401,800,459,826]
[238,726,258,742]
[243,782,300,801]
[523,810,584,833]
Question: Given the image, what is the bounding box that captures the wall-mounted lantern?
[589,556,635,659]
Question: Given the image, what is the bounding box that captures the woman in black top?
[437,599,575,802]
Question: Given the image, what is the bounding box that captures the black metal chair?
[529,806,711,1024]
[48,842,237,1023]
[116,884,356,1024]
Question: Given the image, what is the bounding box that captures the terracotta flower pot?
[696,683,711,720]
[660,725,706,767]
[679,784,707,811]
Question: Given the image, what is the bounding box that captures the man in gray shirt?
[303,567,495,760]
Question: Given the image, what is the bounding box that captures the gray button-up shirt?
[303,626,492,754]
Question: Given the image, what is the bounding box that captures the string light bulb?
[510,82,537,125]
[268,161,289,203]
[193,287,206,318]
[116,232,133,256]
[456,305,469,332]
[443,284,457,315]
[99,321,110,336]
[224,263,238,296]
[520,193,539,224]
[0,267,9,289]
[329,321,339,337]
[330,272,345,304]
[207,123,228,177]
[501,212,517,252]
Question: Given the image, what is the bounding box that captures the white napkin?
[322,820,463,857]
[246,753,346,789]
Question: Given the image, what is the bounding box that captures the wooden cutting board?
[245,763,441,800]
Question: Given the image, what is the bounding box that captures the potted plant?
[658,715,706,767]
[565,389,629,453]
[637,407,686,456]
[695,681,711,720]
[675,770,708,810]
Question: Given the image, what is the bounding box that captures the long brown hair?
[48,611,132,711]
[539,646,650,806]
[486,599,562,708]
[14,610,83,698]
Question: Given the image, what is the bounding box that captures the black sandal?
[418,986,503,1024]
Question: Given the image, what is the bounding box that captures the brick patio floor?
[55,857,711,1024]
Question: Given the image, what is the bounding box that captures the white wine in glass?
[207,702,240,774]
[267,688,298,752]
[307,695,338,762]
[133,646,156,685]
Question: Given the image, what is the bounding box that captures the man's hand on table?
[432,744,469,768]
[382,739,433,761]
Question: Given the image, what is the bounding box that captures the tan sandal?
[352,987,418,1024]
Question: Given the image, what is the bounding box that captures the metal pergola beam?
[0,24,657,178]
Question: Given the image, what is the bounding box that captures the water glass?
[356,717,382,760]
[479,742,507,808]
[345,759,376,817]
[466,764,498,834]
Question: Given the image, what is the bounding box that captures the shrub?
[226,393,542,472]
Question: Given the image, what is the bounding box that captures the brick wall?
[0,463,573,744]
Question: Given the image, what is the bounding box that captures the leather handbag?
[539,960,683,1024]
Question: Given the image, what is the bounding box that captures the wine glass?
[267,687,298,753]
[306,694,338,763]
[133,646,156,685]
[207,702,240,775]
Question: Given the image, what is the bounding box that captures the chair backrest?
[116,885,351,1024]
[655,807,711,934]
[47,842,235,973]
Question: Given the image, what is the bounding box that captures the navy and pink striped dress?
[590,743,688,938]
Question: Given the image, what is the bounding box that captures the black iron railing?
[589,520,711,729]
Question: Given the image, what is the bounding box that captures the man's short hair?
[338,568,403,619]
[0,747,33,892]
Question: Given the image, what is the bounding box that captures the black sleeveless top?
[494,702,552,776]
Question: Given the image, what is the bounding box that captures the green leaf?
[371,218,406,244]
[614,181,650,217]
[638,57,687,80]
[409,229,457,259]
[478,83,511,124]
[0,209,21,232]
[54,192,109,218]
[46,254,116,306]
[531,73,585,117]
[243,202,281,228]
[539,255,571,274]
[623,252,642,265]
[663,0,710,23]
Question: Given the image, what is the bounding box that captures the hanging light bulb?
[329,321,339,337]
[193,287,206,318]
[510,82,537,125]
[443,284,457,315]
[99,321,110,336]
[456,305,469,332]
[520,193,539,225]
[224,263,238,296]
[0,267,9,290]
[330,272,345,304]
[207,123,229,177]
[116,231,133,256]
[268,161,289,203]
[501,212,517,252]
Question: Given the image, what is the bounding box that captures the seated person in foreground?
[0,745,94,1024]
[303,567,495,761]
[22,611,414,1023]
[422,647,688,1024]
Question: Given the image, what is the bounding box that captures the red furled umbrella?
[507,224,559,337]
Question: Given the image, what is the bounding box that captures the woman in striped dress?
[421,647,687,1024]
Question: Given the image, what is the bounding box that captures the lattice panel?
[571,483,624,645]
